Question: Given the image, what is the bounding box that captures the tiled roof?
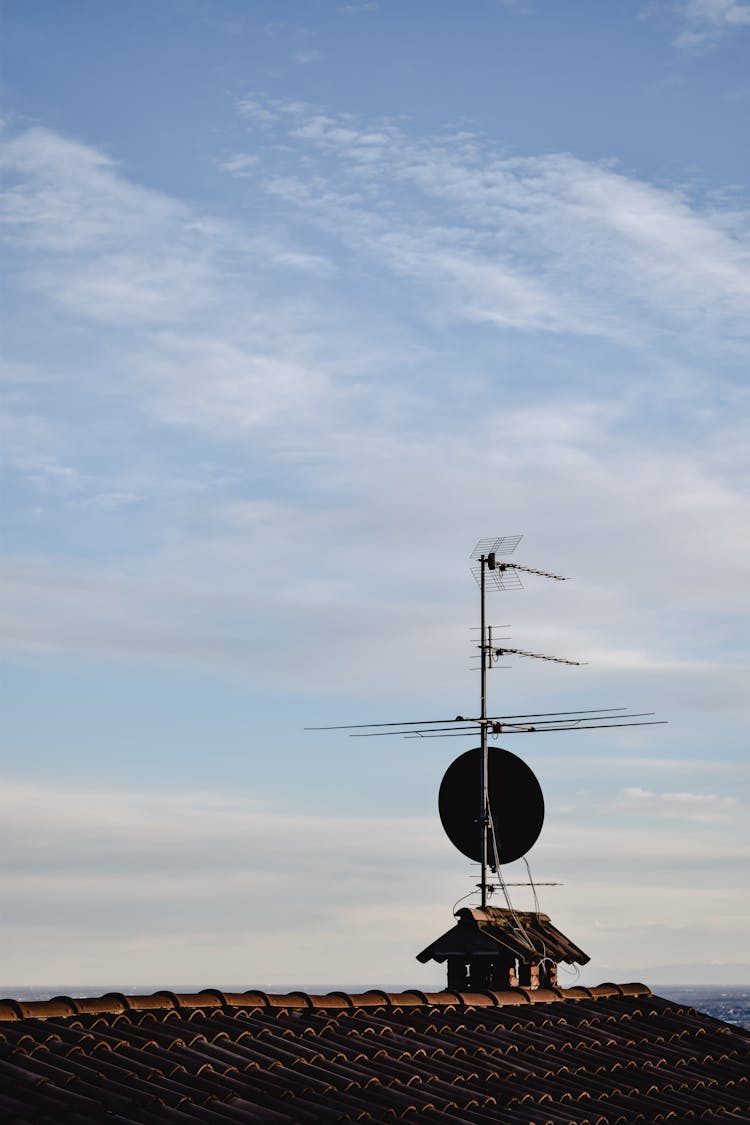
[2,982,749,1122]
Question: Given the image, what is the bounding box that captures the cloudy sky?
[1,0,749,990]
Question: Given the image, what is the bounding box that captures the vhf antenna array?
[307,535,664,910]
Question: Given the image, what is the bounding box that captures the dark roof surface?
[2,982,749,1123]
[417,906,590,965]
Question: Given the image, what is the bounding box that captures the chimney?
[416,905,589,991]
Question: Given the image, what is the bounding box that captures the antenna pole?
[480,554,489,909]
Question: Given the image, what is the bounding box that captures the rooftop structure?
[417,906,590,992]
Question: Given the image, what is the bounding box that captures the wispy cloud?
[135,332,332,433]
[0,123,344,473]
[0,128,219,324]
[0,777,746,983]
[293,48,323,65]
[231,98,750,347]
[1,114,748,807]
[669,0,750,47]
[608,785,741,823]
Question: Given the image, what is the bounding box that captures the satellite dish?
[439,746,544,866]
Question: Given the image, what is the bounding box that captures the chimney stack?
[417,905,589,991]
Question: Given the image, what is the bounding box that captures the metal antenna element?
[470,536,524,558]
[491,647,583,666]
[305,707,630,731]
[470,536,567,593]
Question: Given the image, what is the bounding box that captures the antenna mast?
[471,536,568,908]
[479,553,489,908]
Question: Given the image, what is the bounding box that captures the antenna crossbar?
[350,712,656,737]
[304,706,628,732]
[401,719,666,738]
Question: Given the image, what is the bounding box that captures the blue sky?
[1,0,749,988]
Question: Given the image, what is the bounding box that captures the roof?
[416,906,590,965]
[2,982,749,1122]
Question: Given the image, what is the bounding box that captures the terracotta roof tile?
[1,984,748,1122]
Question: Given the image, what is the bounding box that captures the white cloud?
[293,48,323,64]
[669,0,750,46]
[1,400,748,708]
[0,128,220,325]
[136,332,331,433]
[231,99,750,346]
[0,406,81,492]
[608,785,741,823]
[4,115,749,494]
[537,821,749,870]
[218,153,259,177]
[0,776,447,982]
[235,98,278,128]
[0,123,346,464]
[1,777,747,984]
[1,128,191,254]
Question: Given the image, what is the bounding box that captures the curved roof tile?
[1,984,748,1122]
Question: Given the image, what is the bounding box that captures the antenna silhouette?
[472,535,575,908]
[306,535,665,913]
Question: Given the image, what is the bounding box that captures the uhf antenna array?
[307,535,663,911]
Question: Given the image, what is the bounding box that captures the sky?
[1,0,749,990]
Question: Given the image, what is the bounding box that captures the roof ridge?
[0,982,652,1022]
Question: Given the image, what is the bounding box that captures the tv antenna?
[471,536,571,909]
[307,535,664,910]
